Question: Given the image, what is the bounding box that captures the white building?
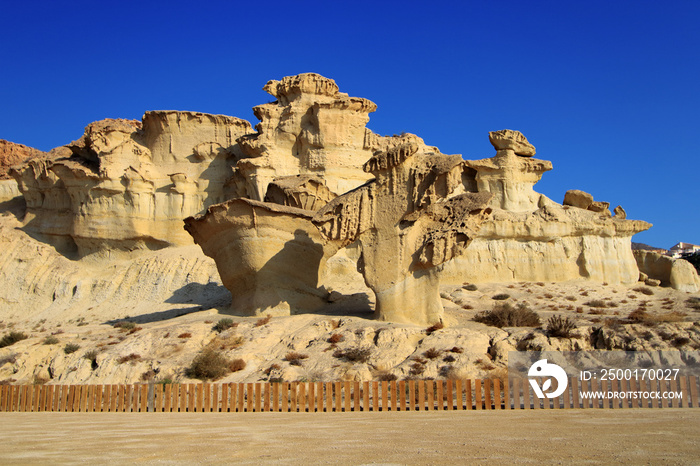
[669,242,700,258]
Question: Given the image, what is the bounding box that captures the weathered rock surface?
[312,143,493,325]
[11,112,253,258]
[0,140,48,203]
[233,73,377,200]
[634,250,700,292]
[264,175,336,211]
[563,189,594,209]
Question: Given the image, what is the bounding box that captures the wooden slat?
[628,378,638,408]
[443,380,452,411]
[474,379,482,410]
[372,381,379,412]
[217,383,226,413]
[176,384,184,413]
[235,383,242,413]
[308,383,315,413]
[186,383,194,412]
[362,381,369,412]
[64,385,74,412]
[299,383,307,413]
[353,382,360,412]
[571,378,580,409]
[562,378,571,409]
[108,385,116,412]
[32,385,42,412]
[408,380,415,411]
[381,381,389,411]
[77,385,86,412]
[502,378,509,410]
[289,382,297,413]
[512,379,521,409]
[213,384,220,412]
[670,378,680,408]
[334,382,341,413]
[465,380,473,410]
[484,379,492,410]
[399,381,407,411]
[139,384,147,412]
[262,383,269,412]
[22,385,31,412]
[661,379,671,408]
[417,380,425,411]
[202,383,209,413]
[132,384,140,413]
[435,380,443,411]
[316,382,323,413]
[344,381,351,412]
[73,385,82,412]
[244,383,252,412]
[679,377,688,408]
[620,378,629,409]
[86,385,94,413]
[281,383,289,412]
[45,385,54,412]
[92,384,102,412]
[36,385,44,412]
[115,385,123,413]
[162,384,171,413]
[0,385,6,412]
[390,380,398,411]
[8,385,15,412]
[426,380,434,411]
[610,379,619,409]
[492,380,501,410]
[454,379,463,410]
[197,384,205,413]
[323,382,331,413]
[153,383,161,412]
[689,376,699,408]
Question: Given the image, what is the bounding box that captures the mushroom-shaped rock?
[488,129,536,157]
[313,143,493,325]
[563,189,594,209]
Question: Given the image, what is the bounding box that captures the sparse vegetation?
[333,347,371,363]
[423,347,442,359]
[178,333,192,339]
[255,315,272,327]
[547,315,578,338]
[83,349,99,362]
[228,358,246,372]
[585,300,608,308]
[113,321,137,331]
[185,349,231,380]
[409,362,425,376]
[117,353,141,364]
[284,351,309,366]
[0,331,28,348]
[213,318,237,333]
[63,343,80,354]
[449,346,463,354]
[426,322,444,335]
[328,333,344,344]
[43,336,59,345]
[686,297,700,311]
[474,302,541,328]
[633,286,654,296]
[213,334,245,350]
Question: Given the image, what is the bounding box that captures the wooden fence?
[0,376,698,413]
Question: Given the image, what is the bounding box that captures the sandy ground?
[1,410,698,464]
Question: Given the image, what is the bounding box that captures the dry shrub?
[0,331,28,348]
[328,333,344,344]
[476,358,495,371]
[376,371,398,381]
[443,354,456,363]
[492,293,510,301]
[633,286,654,296]
[672,336,691,348]
[628,309,686,325]
[450,346,463,354]
[255,315,272,327]
[588,308,606,315]
[178,333,192,339]
[113,321,136,331]
[409,362,425,376]
[284,351,309,365]
[141,370,156,382]
[585,300,608,308]
[229,359,246,372]
[64,343,80,354]
[565,296,577,302]
[329,319,341,330]
[546,315,577,338]
[43,336,59,345]
[461,303,474,310]
[213,318,237,333]
[186,349,231,380]
[127,326,142,335]
[117,353,141,364]
[474,303,541,328]
[426,322,444,335]
[333,347,371,363]
[264,363,281,375]
[686,297,700,311]
[423,347,442,359]
[214,334,245,350]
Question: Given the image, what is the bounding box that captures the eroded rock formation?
[0,139,47,203]
[634,250,700,292]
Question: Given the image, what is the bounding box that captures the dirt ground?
[1,410,698,464]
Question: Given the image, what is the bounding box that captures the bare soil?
[1,410,698,464]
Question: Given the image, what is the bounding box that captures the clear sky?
[1,0,698,248]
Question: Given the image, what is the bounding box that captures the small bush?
[328,333,344,344]
[178,333,192,339]
[565,296,577,302]
[423,347,442,359]
[492,293,510,301]
[117,353,141,364]
[215,335,245,350]
[443,354,456,363]
[264,363,281,375]
[409,362,425,376]
[113,321,136,331]
[43,336,59,345]
[547,315,577,338]
[185,349,231,380]
[686,297,700,311]
[229,359,246,372]
[377,371,398,382]
[0,331,28,348]
[450,346,463,354]
[462,284,478,291]
[64,343,80,354]
[672,336,691,348]
[585,300,608,308]
[284,351,309,365]
[633,286,654,296]
[333,347,371,363]
[213,318,236,333]
[474,303,541,328]
[426,322,444,335]
[329,319,341,330]
[83,350,99,362]
[255,315,272,327]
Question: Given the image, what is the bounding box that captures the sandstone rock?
[313,143,493,325]
[563,190,594,209]
[639,271,649,282]
[184,198,332,316]
[588,200,611,216]
[467,131,552,212]
[634,250,700,292]
[11,112,253,258]
[264,175,336,211]
[614,205,627,219]
[0,139,46,180]
[234,73,376,200]
[645,278,661,287]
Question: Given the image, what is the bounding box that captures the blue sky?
[1,0,698,248]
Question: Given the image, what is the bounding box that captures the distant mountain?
[632,242,667,251]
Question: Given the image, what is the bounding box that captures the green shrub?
[474,303,541,328]
[113,321,136,331]
[0,331,28,348]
